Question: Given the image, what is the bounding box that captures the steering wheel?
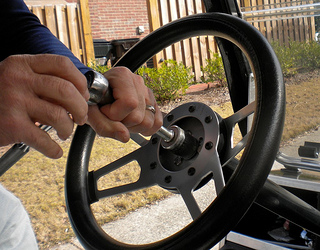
[65,13,285,249]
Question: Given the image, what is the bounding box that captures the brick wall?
[67,0,150,41]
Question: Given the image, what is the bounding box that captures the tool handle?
[86,70,114,106]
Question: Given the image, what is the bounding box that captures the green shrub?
[301,41,320,69]
[271,40,320,76]
[137,59,193,103]
[201,53,226,86]
[87,60,110,74]
[271,42,296,76]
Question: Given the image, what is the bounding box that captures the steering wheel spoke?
[94,177,155,201]
[179,187,202,220]
[130,133,149,146]
[91,146,157,201]
[208,151,225,193]
[220,101,255,166]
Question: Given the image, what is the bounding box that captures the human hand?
[87,67,163,142]
[0,54,89,159]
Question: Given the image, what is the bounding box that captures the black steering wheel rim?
[66,13,285,249]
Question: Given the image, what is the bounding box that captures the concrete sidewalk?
[51,128,320,250]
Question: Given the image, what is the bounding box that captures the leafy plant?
[271,42,296,76]
[271,40,320,76]
[87,59,110,74]
[137,59,193,103]
[201,53,226,86]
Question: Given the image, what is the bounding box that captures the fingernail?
[52,148,63,159]
[114,131,129,142]
[80,115,88,125]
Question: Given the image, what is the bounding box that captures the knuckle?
[54,55,72,69]
[71,102,88,124]
[78,105,89,121]
[56,80,74,99]
[124,96,139,111]
[133,71,143,81]
[143,117,154,130]
[113,66,131,76]
[130,112,144,125]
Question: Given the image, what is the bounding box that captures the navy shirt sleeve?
[0,0,91,74]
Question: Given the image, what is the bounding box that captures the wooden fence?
[241,0,317,46]
[147,0,218,81]
[147,0,317,80]
[27,0,318,79]
[27,0,94,65]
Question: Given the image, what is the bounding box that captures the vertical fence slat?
[269,0,278,41]
[187,0,201,80]
[27,2,93,65]
[169,0,183,62]
[195,0,208,73]
[177,0,193,68]
[56,5,70,49]
[31,5,44,24]
[79,0,94,64]
[310,4,316,40]
[159,0,174,60]
[67,4,81,60]
[44,5,57,36]
[147,0,164,68]
[77,4,86,64]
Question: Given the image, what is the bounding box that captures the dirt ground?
[159,86,230,113]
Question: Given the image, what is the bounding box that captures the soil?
[284,68,320,85]
[159,86,230,113]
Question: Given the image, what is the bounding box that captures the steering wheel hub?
[154,102,222,193]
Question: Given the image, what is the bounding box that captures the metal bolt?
[188,167,196,176]
[164,175,172,183]
[174,156,183,166]
[205,115,213,123]
[205,142,213,150]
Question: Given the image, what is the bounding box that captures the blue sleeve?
[0,0,91,74]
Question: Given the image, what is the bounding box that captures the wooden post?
[146,0,164,68]
[79,0,95,65]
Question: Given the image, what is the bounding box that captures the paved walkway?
[51,129,320,250]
